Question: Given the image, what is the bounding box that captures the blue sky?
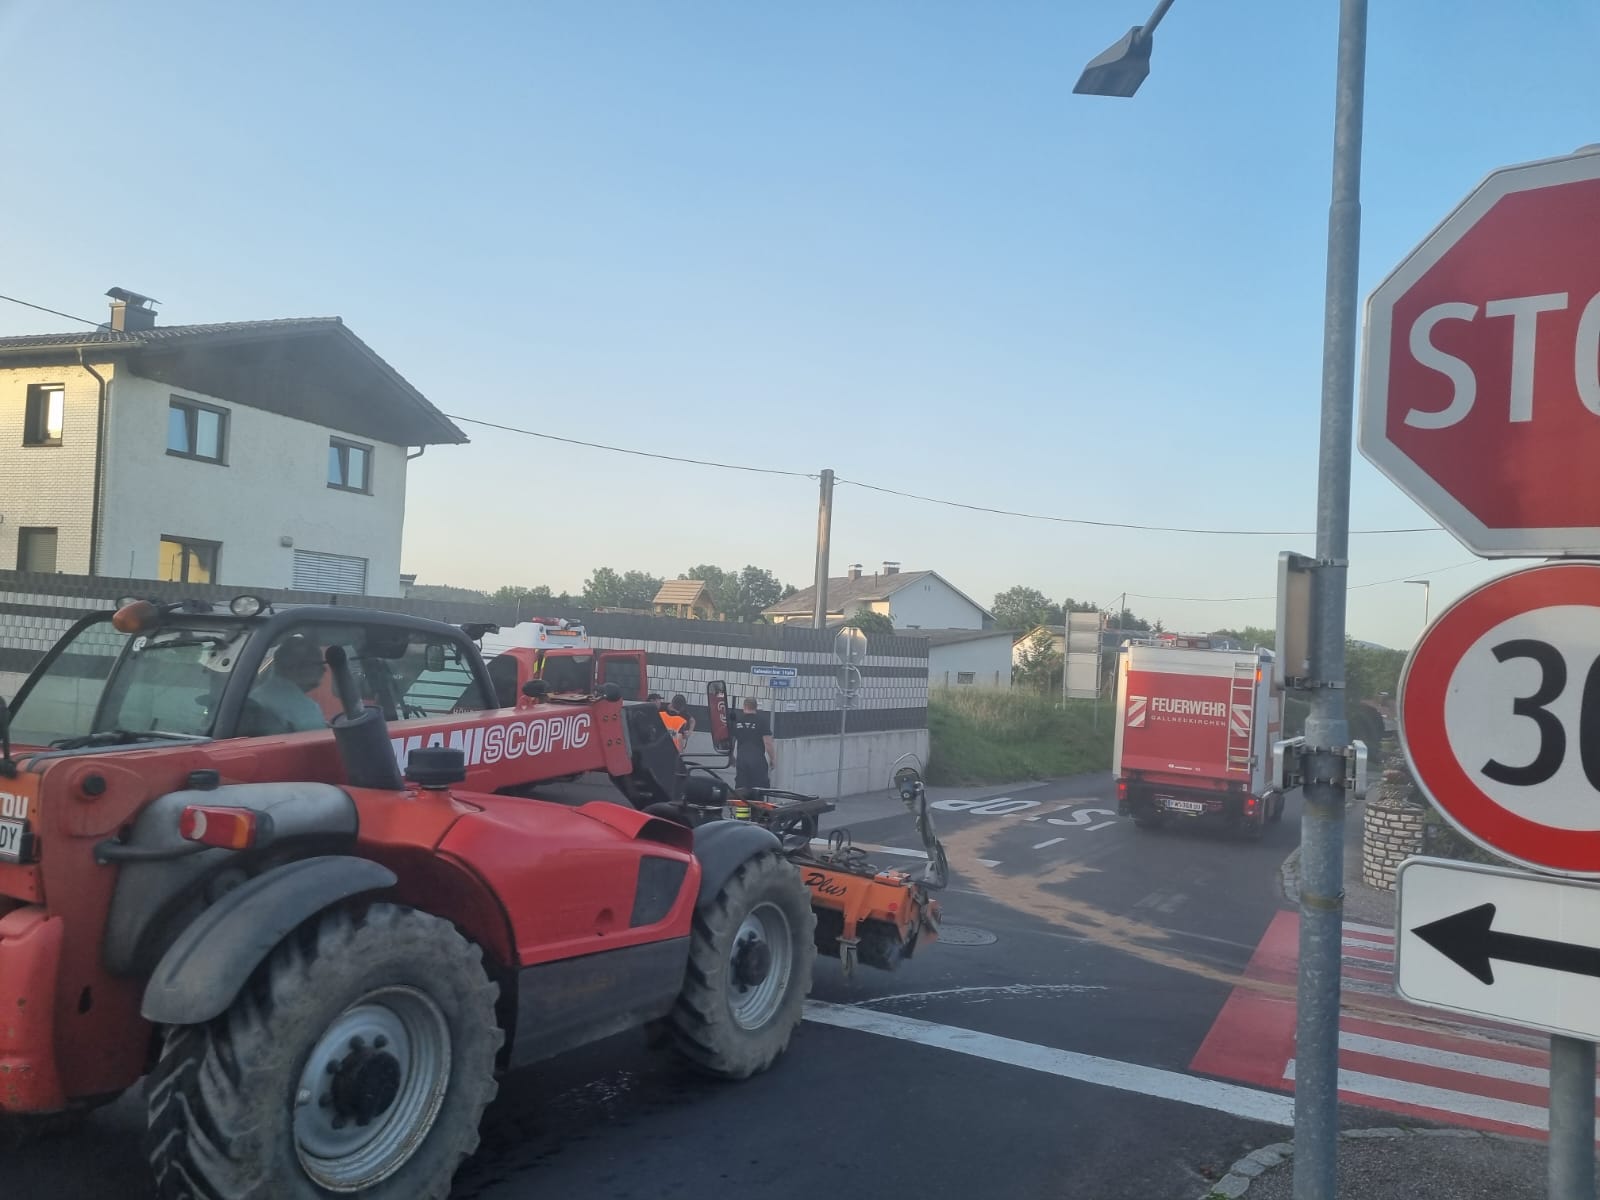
[3,0,1596,648]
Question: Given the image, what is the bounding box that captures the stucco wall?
[0,363,105,573]
[929,636,1014,688]
[98,374,407,593]
[889,578,986,630]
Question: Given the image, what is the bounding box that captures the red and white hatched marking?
[1192,911,1598,1139]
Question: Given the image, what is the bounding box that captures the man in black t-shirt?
[731,697,776,791]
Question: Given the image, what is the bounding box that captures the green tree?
[583,567,664,610]
[728,566,787,622]
[407,583,490,603]
[992,586,1062,630]
[1213,625,1276,650]
[843,611,895,636]
[1107,607,1150,633]
[491,584,555,607]
[1013,628,1061,693]
[680,564,793,621]
[681,564,732,611]
[1345,637,1405,705]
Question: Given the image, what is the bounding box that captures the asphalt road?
[10,774,1311,1200]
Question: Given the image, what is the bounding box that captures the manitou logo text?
[0,790,28,820]
[391,714,592,772]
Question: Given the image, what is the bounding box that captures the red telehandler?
[0,594,943,1198]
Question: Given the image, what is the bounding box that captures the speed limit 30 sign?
[1401,562,1600,875]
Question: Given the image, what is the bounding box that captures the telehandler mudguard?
[692,820,781,905]
[141,855,396,1026]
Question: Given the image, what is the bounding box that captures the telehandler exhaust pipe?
[324,645,403,790]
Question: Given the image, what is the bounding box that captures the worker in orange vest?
[650,693,688,753]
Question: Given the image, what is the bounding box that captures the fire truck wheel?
[668,849,815,1080]
[143,903,502,1200]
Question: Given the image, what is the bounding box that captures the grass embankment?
[926,689,1114,786]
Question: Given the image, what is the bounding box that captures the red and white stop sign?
[1360,149,1600,556]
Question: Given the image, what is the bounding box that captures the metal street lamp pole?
[1073,4,1369,1196]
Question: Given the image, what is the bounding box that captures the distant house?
[0,287,465,596]
[918,628,1014,689]
[653,579,717,620]
[763,562,994,630]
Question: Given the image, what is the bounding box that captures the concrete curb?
[1195,1126,1534,1199]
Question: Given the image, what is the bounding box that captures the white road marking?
[1341,936,1393,953]
[809,839,1000,869]
[1282,1058,1547,1131]
[1045,807,1120,832]
[1336,1032,1559,1089]
[805,1001,1294,1126]
[1032,837,1065,850]
[1344,928,1395,947]
[854,983,1108,1007]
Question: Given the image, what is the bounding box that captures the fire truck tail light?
[179,806,260,850]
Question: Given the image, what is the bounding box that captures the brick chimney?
[882,561,901,576]
[847,563,863,581]
[106,286,159,332]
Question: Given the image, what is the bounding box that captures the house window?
[167,397,228,463]
[159,535,220,584]
[328,438,373,493]
[292,549,368,595]
[956,671,976,686]
[23,384,65,446]
[17,527,58,573]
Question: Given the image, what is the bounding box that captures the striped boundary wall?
[0,570,929,739]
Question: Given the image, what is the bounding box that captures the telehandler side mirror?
[706,681,732,755]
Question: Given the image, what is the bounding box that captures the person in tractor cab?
[669,694,695,742]
[651,692,688,752]
[243,634,330,734]
[731,696,776,791]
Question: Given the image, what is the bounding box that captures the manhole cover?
[937,924,997,946]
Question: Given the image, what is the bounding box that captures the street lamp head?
[1405,579,1429,586]
[1073,26,1153,97]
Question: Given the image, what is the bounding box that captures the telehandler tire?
[144,903,501,1200]
[668,849,815,1080]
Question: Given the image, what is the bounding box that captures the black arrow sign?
[1413,902,1600,985]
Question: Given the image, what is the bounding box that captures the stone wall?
[1361,771,1426,891]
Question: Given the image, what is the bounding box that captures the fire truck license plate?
[1162,798,1205,815]
[0,818,24,861]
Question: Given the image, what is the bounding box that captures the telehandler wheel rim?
[292,986,452,1192]
[728,902,793,1030]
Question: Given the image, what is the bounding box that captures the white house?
[0,288,464,596]
[763,562,995,630]
[921,628,1014,689]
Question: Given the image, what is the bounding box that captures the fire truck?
[466,616,649,705]
[1112,633,1285,838]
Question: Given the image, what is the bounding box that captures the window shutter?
[292,549,368,595]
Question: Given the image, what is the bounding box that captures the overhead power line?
[0,289,1442,537]
[833,477,1437,537]
[444,415,816,480]
[0,292,112,327]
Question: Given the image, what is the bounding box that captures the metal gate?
[291,549,368,595]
